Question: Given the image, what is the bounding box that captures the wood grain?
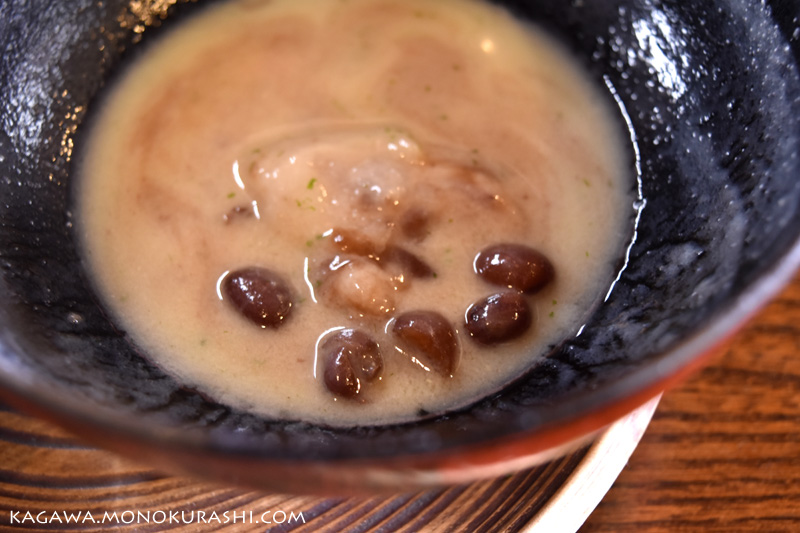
[0,372,660,531]
[581,271,800,533]
[0,398,658,532]
[0,415,593,533]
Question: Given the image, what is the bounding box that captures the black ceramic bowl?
[1,0,800,494]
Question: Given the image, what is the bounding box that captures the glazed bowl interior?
[1,0,800,492]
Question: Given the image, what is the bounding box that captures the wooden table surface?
[580,270,800,533]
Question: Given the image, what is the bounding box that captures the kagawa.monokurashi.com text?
[8,509,307,526]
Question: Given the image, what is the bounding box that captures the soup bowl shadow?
[1,0,800,494]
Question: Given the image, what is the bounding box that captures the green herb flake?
[306,240,314,248]
[227,192,236,199]
[199,339,207,346]
[586,251,590,258]
[315,279,323,288]
[582,178,592,187]
[552,299,558,306]
[424,85,432,92]
[433,272,439,278]
[296,199,303,208]
[307,178,317,190]
[549,311,555,318]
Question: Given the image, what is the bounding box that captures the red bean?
[474,243,554,293]
[466,292,532,345]
[323,329,383,380]
[323,350,360,399]
[329,228,434,281]
[398,208,432,241]
[222,205,254,224]
[392,311,459,376]
[222,268,294,328]
[321,329,383,399]
[381,246,435,278]
[331,228,380,257]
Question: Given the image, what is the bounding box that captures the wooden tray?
[0,398,658,532]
